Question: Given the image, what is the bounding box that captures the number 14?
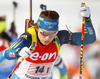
[35,66,50,74]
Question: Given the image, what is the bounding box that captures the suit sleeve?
[71,20,96,45]
[58,20,96,46]
[3,33,32,60]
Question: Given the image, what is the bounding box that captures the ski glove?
[80,6,90,17]
[18,47,31,58]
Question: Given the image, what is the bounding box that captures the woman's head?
[37,10,59,31]
[37,10,59,45]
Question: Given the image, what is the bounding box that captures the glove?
[18,47,31,58]
[80,6,90,17]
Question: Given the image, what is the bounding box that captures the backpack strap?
[54,35,60,53]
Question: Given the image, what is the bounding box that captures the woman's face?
[38,28,58,45]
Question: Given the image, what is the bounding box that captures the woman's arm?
[71,20,96,45]
[58,19,96,46]
[3,33,32,60]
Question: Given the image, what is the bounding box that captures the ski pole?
[7,0,33,78]
[79,3,85,79]
[7,57,24,79]
[13,1,18,23]
[7,47,34,79]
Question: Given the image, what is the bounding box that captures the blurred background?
[0,0,100,79]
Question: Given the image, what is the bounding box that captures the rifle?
[25,0,34,32]
[40,4,47,11]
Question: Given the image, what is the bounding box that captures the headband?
[37,16,59,31]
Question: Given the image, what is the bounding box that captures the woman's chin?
[42,41,50,45]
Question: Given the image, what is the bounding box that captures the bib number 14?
[35,66,50,74]
[27,63,53,75]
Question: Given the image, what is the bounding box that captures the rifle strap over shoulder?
[27,26,37,49]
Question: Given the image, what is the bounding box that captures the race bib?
[27,63,53,76]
